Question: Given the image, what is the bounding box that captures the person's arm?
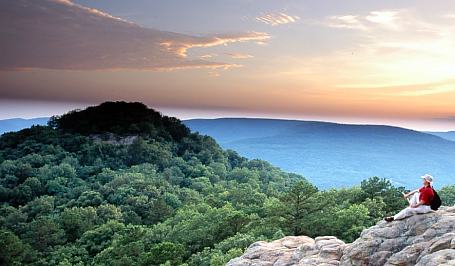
[403,189,419,199]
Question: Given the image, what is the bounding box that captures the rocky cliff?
[227,206,455,266]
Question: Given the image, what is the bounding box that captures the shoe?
[384,217,394,222]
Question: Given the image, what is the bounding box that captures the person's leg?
[385,191,424,222]
[393,207,413,220]
[393,205,431,220]
[409,192,420,206]
[413,205,432,214]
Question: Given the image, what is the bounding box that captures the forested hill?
[1,101,454,266]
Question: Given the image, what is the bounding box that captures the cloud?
[160,32,269,58]
[0,0,270,71]
[307,8,455,91]
[326,15,367,30]
[325,10,405,31]
[199,54,217,59]
[225,53,254,59]
[256,12,300,26]
[365,11,400,29]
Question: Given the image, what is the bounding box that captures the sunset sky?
[1,0,455,130]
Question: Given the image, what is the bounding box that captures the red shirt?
[419,186,434,205]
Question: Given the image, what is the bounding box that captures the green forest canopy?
[1,101,453,266]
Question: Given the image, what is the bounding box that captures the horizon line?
[1,115,454,133]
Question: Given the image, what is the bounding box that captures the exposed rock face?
[226,236,346,266]
[226,236,314,266]
[341,206,455,266]
[91,133,138,145]
[227,206,455,266]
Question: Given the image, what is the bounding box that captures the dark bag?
[430,187,442,211]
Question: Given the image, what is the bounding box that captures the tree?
[96,204,123,223]
[60,207,98,242]
[22,217,66,252]
[141,242,185,265]
[439,185,455,206]
[46,244,89,266]
[22,195,55,220]
[0,229,37,265]
[79,220,126,256]
[0,205,27,234]
[93,225,148,266]
[331,204,370,242]
[280,180,320,235]
[360,176,406,215]
[77,191,103,207]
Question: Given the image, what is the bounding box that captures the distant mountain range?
[1,116,454,189]
[0,117,49,135]
[184,118,455,189]
[425,131,455,141]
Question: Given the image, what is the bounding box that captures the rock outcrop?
[227,206,455,266]
[226,235,346,266]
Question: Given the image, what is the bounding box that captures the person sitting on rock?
[384,174,434,222]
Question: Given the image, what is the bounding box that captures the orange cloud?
[160,32,269,58]
[0,0,269,71]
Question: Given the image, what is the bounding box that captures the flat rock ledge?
[227,206,455,266]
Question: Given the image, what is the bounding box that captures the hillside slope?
[228,206,455,266]
[184,118,455,189]
[0,117,49,135]
[0,102,310,265]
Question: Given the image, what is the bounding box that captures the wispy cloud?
[160,32,269,58]
[365,11,400,29]
[54,0,131,23]
[256,12,300,26]
[225,53,254,59]
[199,54,217,59]
[325,10,403,31]
[0,0,270,71]
[326,15,366,30]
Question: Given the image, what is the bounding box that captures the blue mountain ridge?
[425,131,455,141]
[0,117,49,135]
[184,118,455,189]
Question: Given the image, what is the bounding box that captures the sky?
[1,0,455,131]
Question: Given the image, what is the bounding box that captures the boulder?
[340,206,455,265]
[226,236,315,266]
[226,235,346,266]
[227,206,455,266]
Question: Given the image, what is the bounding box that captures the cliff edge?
[227,206,455,266]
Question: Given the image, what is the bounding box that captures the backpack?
[430,187,442,211]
